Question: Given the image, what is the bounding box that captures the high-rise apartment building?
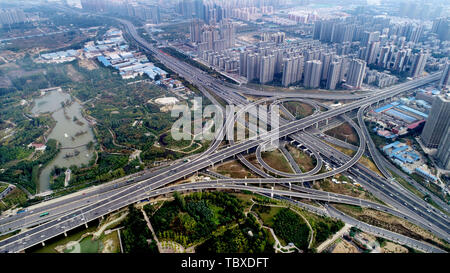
[421,95,450,148]
[326,60,342,90]
[190,19,204,43]
[0,8,27,25]
[281,56,304,87]
[409,52,428,78]
[259,55,275,84]
[346,59,366,89]
[304,60,322,88]
[439,61,450,90]
[436,125,450,170]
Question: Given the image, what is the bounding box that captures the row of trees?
[0,138,59,194]
[196,213,273,253]
[272,208,310,250]
[121,205,158,253]
[150,192,245,247]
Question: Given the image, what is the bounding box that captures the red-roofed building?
[407,120,425,130]
[27,143,47,151]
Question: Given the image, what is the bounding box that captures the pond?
[31,89,95,193]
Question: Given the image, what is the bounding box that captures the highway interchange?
[0,7,449,253]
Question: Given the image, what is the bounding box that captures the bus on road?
[39,212,49,217]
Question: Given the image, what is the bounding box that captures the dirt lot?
[332,239,359,253]
[381,241,408,253]
[325,122,359,146]
[213,160,258,179]
[78,58,98,70]
[334,204,450,251]
[2,30,91,53]
[66,64,85,82]
[313,178,383,204]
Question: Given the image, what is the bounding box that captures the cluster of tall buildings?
[313,16,435,79]
[260,32,285,44]
[238,39,368,89]
[364,70,399,88]
[201,50,239,73]
[315,18,427,46]
[177,0,275,24]
[190,19,236,53]
[431,17,450,42]
[80,0,161,24]
[0,8,28,26]
[287,12,319,24]
[420,93,450,170]
[398,1,444,20]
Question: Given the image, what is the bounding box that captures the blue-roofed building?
[431,89,440,95]
[401,165,413,174]
[415,100,430,108]
[393,158,404,166]
[414,167,437,181]
[393,153,407,163]
[397,105,428,118]
[385,109,417,123]
[382,141,401,152]
[406,151,420,161]
[374,104,393,113]
[97,56,111,67]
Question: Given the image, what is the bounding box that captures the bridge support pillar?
[42,242,45,247]
[64,232,67,237]
[85,223,88,228]
[271,187,274,198]
[315,123,318,129]
[325,118,329,126]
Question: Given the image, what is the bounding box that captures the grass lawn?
[0,187,28,212]
[261,149,293,173]
[0,183,8,193]
[283,101,314,119]
[251,204,283,228]
[358,156,384,177]
[286,144,316,172]
[101,229,121,253]
[31,225,98,253]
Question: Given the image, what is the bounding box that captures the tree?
[173,192,186,210]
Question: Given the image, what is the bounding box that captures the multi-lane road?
[0,9,448,253]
